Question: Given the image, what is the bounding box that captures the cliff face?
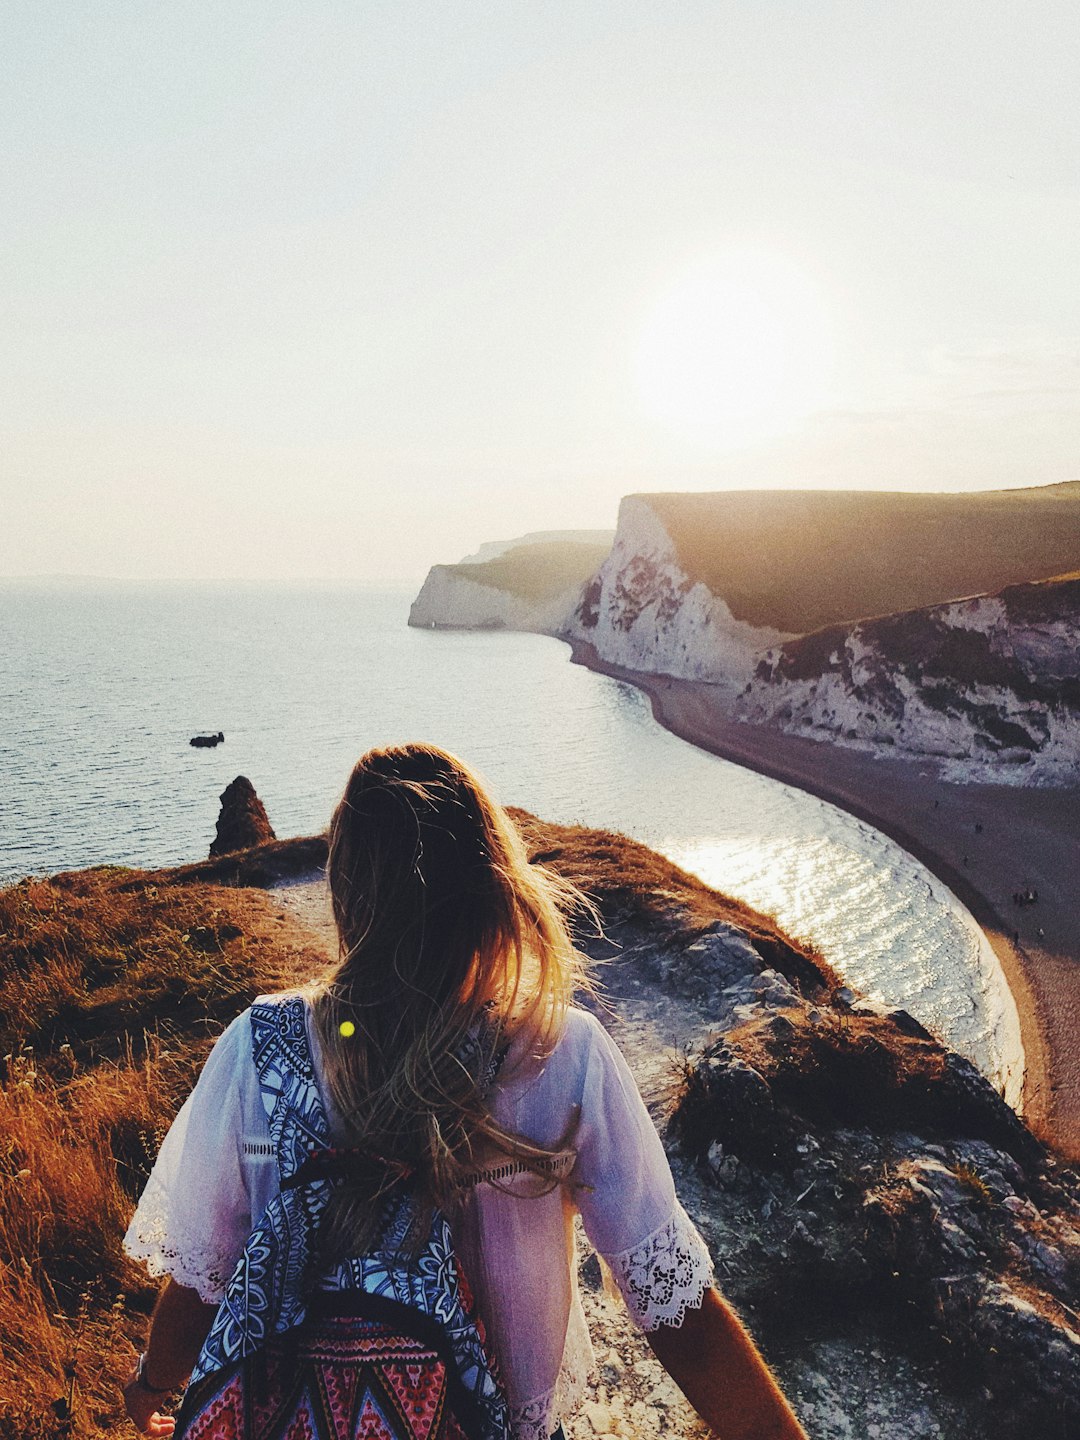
[563,489,1080,778]
[408,564,578,632]
[644,481,1080,632]
[738,576,1080,782]
[408,537,611,634]
[564,495,790,687]
[408,486,1080,779]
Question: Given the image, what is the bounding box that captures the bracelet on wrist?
[134,1351,171,1395]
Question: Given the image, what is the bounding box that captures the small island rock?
[209,775,276,856]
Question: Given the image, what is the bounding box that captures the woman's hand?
[122,1277,217,1435]
[122,1357,176,1437]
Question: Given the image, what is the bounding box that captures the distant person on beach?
[122,743,809,1439]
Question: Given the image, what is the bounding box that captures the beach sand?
[569,641,1080,1162]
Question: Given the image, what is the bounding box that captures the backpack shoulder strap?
[189,998,331,1386]
[250,994,331,1184]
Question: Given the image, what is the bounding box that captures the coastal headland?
[569,638,1080,1161]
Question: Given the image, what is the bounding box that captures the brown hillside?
[644,481,1080,633]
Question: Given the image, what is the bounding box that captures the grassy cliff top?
[640,481,1080,633]
[440,539,612,604]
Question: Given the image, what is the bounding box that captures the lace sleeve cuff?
[603,1203,714,1331]
[122,1172,236,1305]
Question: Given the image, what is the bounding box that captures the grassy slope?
[643,481,1080,634]
[443,540,613,604]
[0,823,829,1439]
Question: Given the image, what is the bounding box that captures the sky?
[3,1,1078,583]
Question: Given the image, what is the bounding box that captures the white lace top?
[124,1002,714,1440]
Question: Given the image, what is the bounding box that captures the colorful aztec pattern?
[177,1312,471,1440]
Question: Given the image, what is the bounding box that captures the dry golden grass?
[0,864,330,1438]
[0,1041,179,1439]
[449,539,612,604]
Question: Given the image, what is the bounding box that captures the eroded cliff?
[564,494,790,687]
[411,484,1080,779]
[739,575,1080,783]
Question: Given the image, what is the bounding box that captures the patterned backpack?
[173,995,510,1440]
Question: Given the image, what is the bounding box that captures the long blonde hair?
[311,742,590,1253]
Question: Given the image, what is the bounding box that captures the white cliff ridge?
[564,496,790,689]
[408,564,583,633]
[408,535,613,634]
[738,580,1080,784]
[409,492,1080,784]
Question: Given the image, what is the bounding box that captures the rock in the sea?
[190,731,225,748]
[209,776,276,856]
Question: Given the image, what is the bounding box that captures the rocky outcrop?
[738,575,1080,783]
[669,970,1080,1436]
[564,495,790,688]
[502,810,1080,1437]
[209,776,276,856]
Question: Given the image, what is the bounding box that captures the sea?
[0,582,1022,1105]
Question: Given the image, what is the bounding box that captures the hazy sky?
[3,2,1078,582]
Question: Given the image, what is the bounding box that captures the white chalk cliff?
[564,496,790,688]
[408,564,584,634]
[408,535,613,635]
[737,578,1080,784]
[410,490,1080,783]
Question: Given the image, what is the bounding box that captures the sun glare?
[634,252,833,448]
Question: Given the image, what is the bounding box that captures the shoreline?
[567,639,1080,1161]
